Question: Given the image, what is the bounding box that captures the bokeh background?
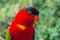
[0,0,60,40]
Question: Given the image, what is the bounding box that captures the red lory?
[6,7,39,40]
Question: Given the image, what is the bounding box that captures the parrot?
[6,7,39,40]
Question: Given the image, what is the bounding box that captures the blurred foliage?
[33,0,60,40]
[0,0,60,40]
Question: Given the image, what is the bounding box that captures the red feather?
[9,9,35,40]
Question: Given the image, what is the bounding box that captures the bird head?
[24,7,39,24]
[14,7,39,27]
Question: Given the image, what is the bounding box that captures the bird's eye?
[27,11,32,14]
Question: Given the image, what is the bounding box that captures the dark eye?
[27,11,32,14]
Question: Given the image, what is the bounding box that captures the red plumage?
[9,9,35,40]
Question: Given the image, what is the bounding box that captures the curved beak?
[34,16,39,24]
